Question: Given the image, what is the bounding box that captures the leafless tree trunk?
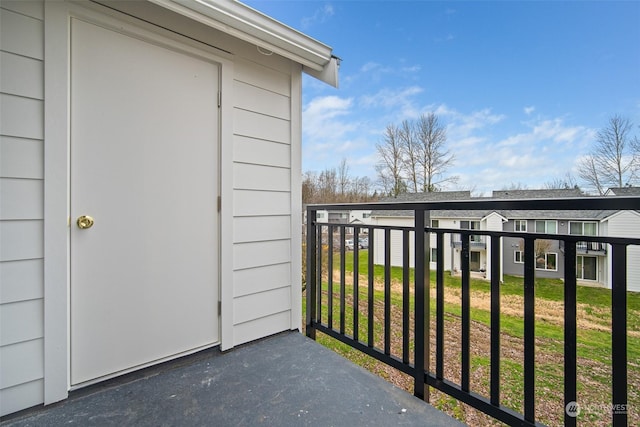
[337,158,351,199]
[376,124,406,197]
[578,115,638,194]
[415,113,458,192]
[399,120,420,192]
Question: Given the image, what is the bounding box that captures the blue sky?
[244,0,640,195]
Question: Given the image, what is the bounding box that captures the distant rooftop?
[370,188,633,220]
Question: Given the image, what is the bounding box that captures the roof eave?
[149,0,339,87]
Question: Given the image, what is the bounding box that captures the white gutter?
[148,0,339,87]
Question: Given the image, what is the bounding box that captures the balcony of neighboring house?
[305,196,639,427]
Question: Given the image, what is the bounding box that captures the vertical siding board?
[0,137,44,179]
[0,339,44,389]
[0,259,44,304]
[0,299,44,346]
[0,178,44,219]
[0,8,44,59]
[0,52,44,99]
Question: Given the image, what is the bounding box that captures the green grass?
[304,249,640,426]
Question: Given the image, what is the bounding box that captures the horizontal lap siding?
[606,211,640,292]
[232,59,293,345]
[0,1,45,416]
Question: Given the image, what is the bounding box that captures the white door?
[70,18,220,386]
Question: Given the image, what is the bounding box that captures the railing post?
[306,207,317,340]
[414,209,430,401]
[563,240,577,427]
[611,244,628,426]
[523,238,536,424]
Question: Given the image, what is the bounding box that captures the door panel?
[70,18,219,385]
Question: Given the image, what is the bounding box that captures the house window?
[461,220,481,242]
[535,220,557,234]
[431,219,439,228]
[363,213,371,218]
[536,252,557,271]
[569,221,597,236]
[340,213,348,219]
[577,256,597,280]
[514,250,524,263]
[431,248,437,263]
[317,212,325,219]
[514,220,527,232]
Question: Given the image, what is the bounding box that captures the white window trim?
[535,252,558,271]
[569,221,598,236]
[535,220,558,234]
[514,250,524,264]
[514,220,527,232]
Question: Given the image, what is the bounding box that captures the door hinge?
[218,300,222,313]
[217,91,221,108]
[217,196,221,212]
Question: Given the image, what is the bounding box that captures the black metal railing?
[305,196,639,427]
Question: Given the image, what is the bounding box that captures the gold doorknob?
[77,215,94,229]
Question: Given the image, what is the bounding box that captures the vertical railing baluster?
[340,225,346,334]
[490,235,501,406]
[328,225,334,330]
[436,231,445,380]
[384,228,391,355]
[306,208,317,339]
[353,228,360,342]
[611,244,628,426]
[524,238,536,423]
[461,233,471,392]
[402,229,410,364]
[563,240,577,427]
[368,227,374,348]
[316,225,323,325]
[414,209,429,401]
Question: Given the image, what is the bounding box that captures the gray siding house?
[370,189,640,291]
[0,0,338,416]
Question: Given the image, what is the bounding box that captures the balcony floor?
[1,331,463,426]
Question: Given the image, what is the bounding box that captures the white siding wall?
[231,59,295,346]
[0,0,45,416]
[605,211,640,292]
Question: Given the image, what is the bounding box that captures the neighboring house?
[0,0,337,416]
[310,209,372,235]
[370,189,640,291]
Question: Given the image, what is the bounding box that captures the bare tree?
[578,115,638,194]
[501,182,528,191]
[399,120,420,192]
[376,124,406,197]
[544,172,580,190]
[337,158,351,198]
[415,113,458,192]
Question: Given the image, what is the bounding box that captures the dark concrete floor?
[1,331,465,426]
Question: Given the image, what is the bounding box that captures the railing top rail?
[306,196,640,212]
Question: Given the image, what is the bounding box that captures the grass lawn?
[303,249,640,426]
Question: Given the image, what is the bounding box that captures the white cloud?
[301,4,335,29]
[524,106,535,115]
[303,95,357,141]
